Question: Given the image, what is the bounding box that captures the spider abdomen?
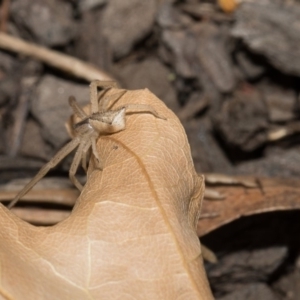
[89,107,126,134]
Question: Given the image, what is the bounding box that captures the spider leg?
[90,80,119,114]
[69,96,88,119]
[69,138,90,191]
[8,137,81,209]
[99,90,127,112]
[121,104,167,120]
[81,140,92,172]
[92,137,103,169]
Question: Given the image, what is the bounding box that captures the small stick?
[0,32,115,82]
[199,212,219,219]
[205,173,258,188]
[204,188,225,200]
[267,121,300,141]
[11,207,71,225]
[0,188,78,206]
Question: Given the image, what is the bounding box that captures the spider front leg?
[69,96,88,119]
[69,139,91,191]
[90,80,119,114]
[81,141,91,172]
[8,137,81,209]
[91,137,103,169]
[98,90,127,112]
[80,136,102,172]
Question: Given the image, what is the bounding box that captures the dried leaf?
[236,149,300,178]
[11,0,77,47]
[198,177,300,237]
[194,23,235,93]
[102,0,157,58]
[232,2,300,76]
[0,88,213,299]
[161,23,235,93]
[31,75,90,148]
[214,88,268,151]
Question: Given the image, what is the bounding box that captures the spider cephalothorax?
[8,80,166,208]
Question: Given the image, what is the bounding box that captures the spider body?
[8,80,165,209]
[88,107,126,134]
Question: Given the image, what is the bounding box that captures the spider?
[8,80,166,209]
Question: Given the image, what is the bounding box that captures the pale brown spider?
[8,80,166,209]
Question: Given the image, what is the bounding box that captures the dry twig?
[0,188,78,206]
[268,121,300,141]
[0,32,114,82]
[11,207,71,225]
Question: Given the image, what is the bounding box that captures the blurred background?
[0,0,300,299]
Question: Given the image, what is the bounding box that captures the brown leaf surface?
[198,177,300,236]
[0,88,213,299]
